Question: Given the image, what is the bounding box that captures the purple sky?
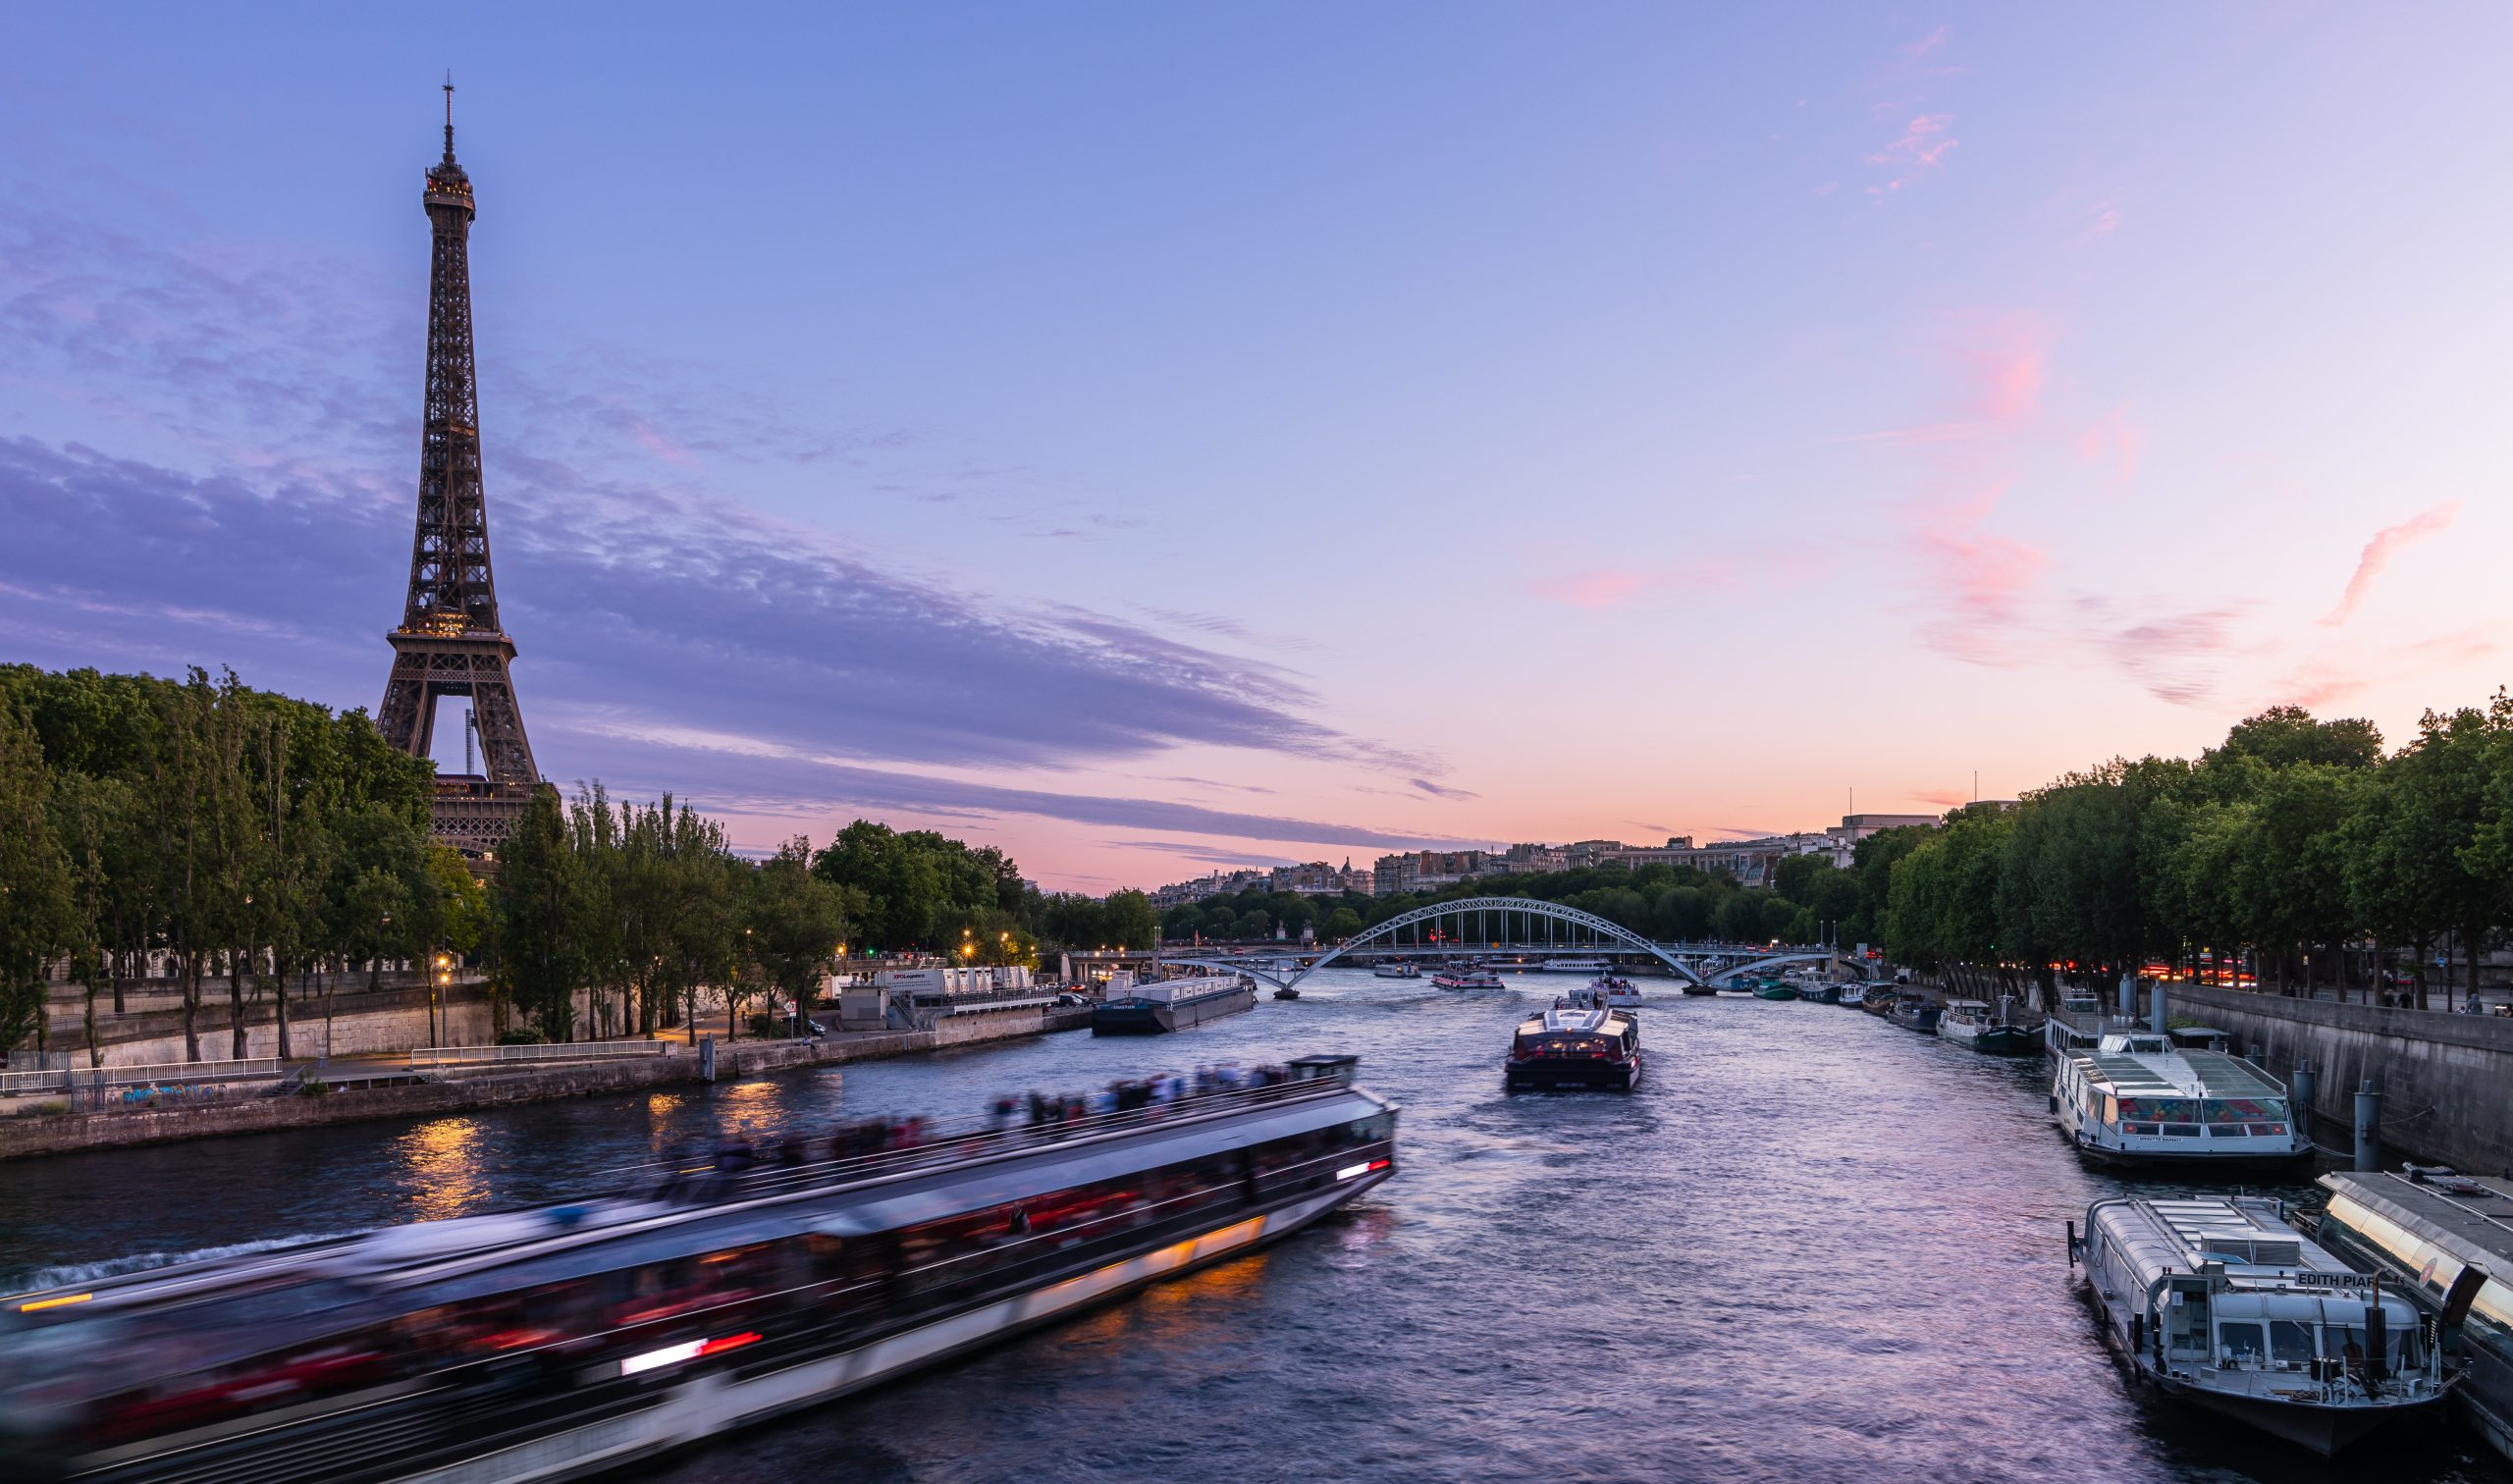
[4,6,2509,888]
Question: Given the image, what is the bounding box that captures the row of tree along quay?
[1879,698,2513,1008]
[0,664,1184,1068]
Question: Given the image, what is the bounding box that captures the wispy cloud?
[2319,502,2462,627]
[1411,778,1479,802]
[1898,26,1952,62]
[1867,113,1959,193]
[2093,604,2244,706]
[1525,568,1649,610]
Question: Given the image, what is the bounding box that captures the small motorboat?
[1839,983,1869,1008]
[1751,981,1799,1001]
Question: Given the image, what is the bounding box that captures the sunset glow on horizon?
[4,6,2509,889]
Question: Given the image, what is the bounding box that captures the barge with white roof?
[2316,1168,2513,1462]
[2052,1028,2311,1169]
[2069,1192,2450,1454]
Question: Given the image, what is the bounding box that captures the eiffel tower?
[375,83,544,857]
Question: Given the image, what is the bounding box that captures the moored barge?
[2069,1192,2449,1454]
[1090,972,1256,1034]
[2052,1028,2310,1169]
[0,1058,1397,1484]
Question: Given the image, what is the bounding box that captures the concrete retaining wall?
[0,1005,1095,1162]
[26,986,498,1067]
[2165,981,2513,1172]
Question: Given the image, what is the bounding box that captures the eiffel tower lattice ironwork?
[375,82,544,856]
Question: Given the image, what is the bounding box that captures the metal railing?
[408,1039,676,1069]
[0,1057,285,1096]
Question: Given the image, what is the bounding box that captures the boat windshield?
[2115,1097,2197,1124]
[2324,1323,2420,1371]
[2203,1098,2286,1127]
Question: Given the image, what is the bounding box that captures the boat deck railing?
[707,1074,1356,1205]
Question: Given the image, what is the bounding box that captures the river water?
[4,972,2506,1484]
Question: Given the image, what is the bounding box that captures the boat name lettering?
[2290,1272,2374,1291]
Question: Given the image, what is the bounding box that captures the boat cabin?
[2072,1194,2443,1452]
[2053,1032,2308,1166]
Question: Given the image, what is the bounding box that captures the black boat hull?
[1091,984,1257,1035]
[1505,1055,1641,1092]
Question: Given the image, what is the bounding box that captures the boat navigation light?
[620,1331,764,1376]
[1335,1158,1392,1182]
[18,1292,92,1312]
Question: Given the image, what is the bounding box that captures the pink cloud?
[2319,502,2462,626]
[2098,606,2242,705]
[1526,568,1648,610]
[1864,113,1959,195]
[1525,560,1737,610]
[1913,526,2047,665]
[1958,317,2050,423]
[2073,407,2143,482]
[1899,26,1952,62]
[1911,788,1968,809]
[2273,667,2371,711]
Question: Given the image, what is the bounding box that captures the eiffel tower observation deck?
[374,83,545,858]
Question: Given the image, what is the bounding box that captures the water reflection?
[391,1117,485,1223]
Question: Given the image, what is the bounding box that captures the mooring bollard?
[2354,1078,2381,1172]
[699,1034,717,1085]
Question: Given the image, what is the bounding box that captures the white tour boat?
[1546,956,1610,975]
[2052,1028,2311,1169]
[1431,965,1506,991]
[1371,961,1421,980]
[2070,1193,2450,1454]
[1586,975,1643,1008]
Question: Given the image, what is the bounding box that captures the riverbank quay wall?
[0,1006,1092,1163]
[29,984,501,1066]
[2161,981,2513,1173]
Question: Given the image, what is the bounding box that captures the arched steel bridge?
[1151,895,1858,993]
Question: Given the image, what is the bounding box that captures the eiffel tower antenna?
[376,88,542,858]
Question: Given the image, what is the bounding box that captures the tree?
[0,704,73,1056]
[498,790,584,1040]
[746,837,850,1032]
[1322,907,1363,940]
[2208,706,2383,773]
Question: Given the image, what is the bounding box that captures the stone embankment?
[0,1006,1091,1162]
[2161,981,2513,1173]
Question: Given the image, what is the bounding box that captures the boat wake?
[2,1228,362,1294]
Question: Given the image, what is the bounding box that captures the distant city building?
[1370,849,1498,896]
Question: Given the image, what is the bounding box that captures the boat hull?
[1090,984,1257,1034]
[2168,1378,2439,1457]
[1505,1054,1641,1092]
[1751,986,1798,1001]
[399,1177,1386,1484]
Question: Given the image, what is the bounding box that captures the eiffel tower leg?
[378,651,436,756]
[465,651,538,785]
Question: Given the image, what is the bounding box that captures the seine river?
[5,971,2507,1484]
